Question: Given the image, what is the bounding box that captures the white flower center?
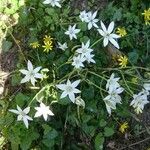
[66,86,73,92]
[82,48,87,53]
[29,71,35,77]
[20,111,26,116]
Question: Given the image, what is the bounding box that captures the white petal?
[30,76,36,86]
[56,2,61,8]
[33,67,42,73]
[25,115,33,121]
[34,111,42,118]
[109,38,120,49]
[17,105,22,112]
[23,107,30,114]
[34,73,43,79]
[9,109,20,114]
[27,60,33,71]
[69,93,75,103]
[72,80,80,88]
[92,11,97,19]
[98,29,105,36]
[110,34,120,39]
[100,21,107,32]
[23,117,29,128]
[19,69,28,75]
[60,91,68,99]
[20,75,30,84]
[48,110,54,116]
[43,113,48,121]
[73,88,81,93]
[88,22,92,30]
[56,84,66,90]
[108,21,114,34]
[43,0,50,4]
[103,37,109,47]
[17,115,22,121]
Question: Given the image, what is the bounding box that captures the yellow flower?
[116,27,127,37]
[42,41,53,52]
[43,35,53,43]
[30,41,40,49]
[119,122,129,133]
[142,8,150,25]
[117,55,128,68]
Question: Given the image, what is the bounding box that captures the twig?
[120,137,150,150]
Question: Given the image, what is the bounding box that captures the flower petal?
[23,117,29,128]
[19,69,28,75]
[69,93,75,103]
[108,21,114,34]
[100,21,107,32]
[23,107,30,114]
[103,37,109,47]
[72,80,80,88]
[27,60,33,71]
[109,38,120,49]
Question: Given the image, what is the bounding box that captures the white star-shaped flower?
[98,21,120,49]
[72,55,86,69]
[34,102,54,121]
[106,73,120,92]
[56,79,81,103]
[20,60,43,86]
[65,24,80,40]
[79,10,88,22]
[85,52,96,64]
[130,92,149,114]
[43,0,61,8]
[85,11,99,30]
[58,42,68,51]
[104,86,124,115]
[9,105,33,129]
[76,40,93,57]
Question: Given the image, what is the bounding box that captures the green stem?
[84,79,107,93]
[90,38,103,48]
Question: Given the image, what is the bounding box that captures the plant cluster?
[0,0,150,149]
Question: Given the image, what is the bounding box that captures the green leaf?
[99,119,107,127]
[95,133,104,150]
[104,127,115,137]
[15,92,29,106]
[2,40,12,52]
[78,22,87,31]
[128,51,139,64]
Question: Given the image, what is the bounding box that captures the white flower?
[143,82,150,91]
[130,92,149,114]
[58,42,68,51]
[9,105,33,129]
[85,52,96,64]
[79,10,88,22]
[56,79,81,103]
[103,86,124,115]
[85,11,99,30]
[76,40,93,57]
[20,60,43,86]
[34,102,54,121]
[103,96,117,115]
[65,24,80,40]
[106,73,120,92]
[43,0,61,8]
[72,55,86,69]
[98,21,120,49]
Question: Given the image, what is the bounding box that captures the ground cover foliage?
[0,0,150,149]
